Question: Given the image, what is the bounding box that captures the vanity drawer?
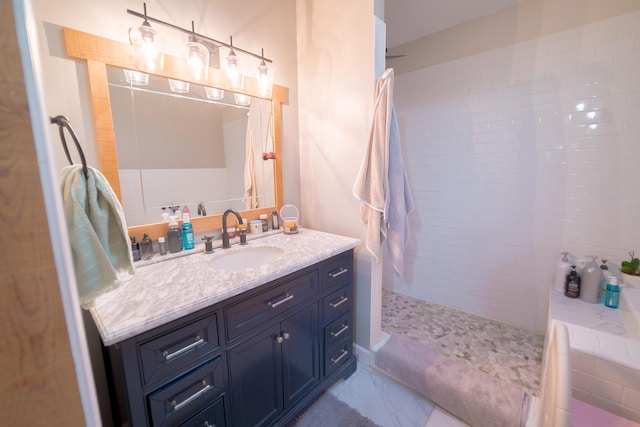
[139,314,220,386]
[322,284,352,323]
[324,340,353,378]
[225,270,318,341]
[324,311,352,351]
[179,396,226,427]
[320,252,353,292]
[148,356,225,427]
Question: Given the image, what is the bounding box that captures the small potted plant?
[621,251,640,288]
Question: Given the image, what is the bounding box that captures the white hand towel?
[244,112,258,210]
[61,165,134,308]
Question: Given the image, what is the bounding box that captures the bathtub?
[547,287,640,422]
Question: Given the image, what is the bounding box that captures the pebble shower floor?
[381,288,544,396]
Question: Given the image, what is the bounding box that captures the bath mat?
[374,334,530,427]
[291,392,381,427]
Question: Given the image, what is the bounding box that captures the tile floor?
[329,362,469,427]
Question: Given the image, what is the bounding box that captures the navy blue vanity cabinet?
[107,307,228,427]
[227,302,319,427]
[105,249,356,427]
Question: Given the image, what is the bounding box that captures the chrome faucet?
[222,209,243,249]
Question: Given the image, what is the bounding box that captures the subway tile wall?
[386,11,640,333]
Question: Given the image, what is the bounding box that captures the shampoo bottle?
[580,255,602,304]
[182,213,195,250]
[554,251,571,292]
[167,216,183,253]
[565,265,580,298]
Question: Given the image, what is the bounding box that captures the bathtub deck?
[381,288,544,396]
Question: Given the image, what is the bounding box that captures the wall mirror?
[63,27,285,239]
[107,67,275,226]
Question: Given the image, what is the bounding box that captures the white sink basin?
[208,246,284,270]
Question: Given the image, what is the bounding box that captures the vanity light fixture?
[182,21,209,81]
[256,48,274,98]
[128,3,164,73]
[234,93,251,106]
[127,4,275,93]
[168,79,190,93]
[226,36,243,89]
[123,69,149,86]
[205,87,225,100]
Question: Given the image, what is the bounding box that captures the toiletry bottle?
[580,255,602,304]
[272,210,279,230]
[565,265,580,298]
[167,216,183,253]
[604,277,620,309]
[158,237,167,255]
[130,236,141,261]
[599,259,610,303]
[554,251,571,292]
[140,233,153,260]
[260,213,269,232]
[182,213,195,250]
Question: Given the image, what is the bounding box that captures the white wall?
[385,10,640,333]
[296,0,377,347]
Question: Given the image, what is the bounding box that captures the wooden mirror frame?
[63,27,285,241]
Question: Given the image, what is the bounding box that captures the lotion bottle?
[182,213,195,250]
[167,216,183,253]
[580,255,602,304]
[554,251,571,292]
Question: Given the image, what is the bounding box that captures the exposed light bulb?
[129,22,164,73]
[183,36,209,81]
[256,58,273,98]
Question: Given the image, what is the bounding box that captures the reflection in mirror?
[107,67,275,226]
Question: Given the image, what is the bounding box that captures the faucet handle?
[202,236,215,254]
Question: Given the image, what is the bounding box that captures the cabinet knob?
[283,332,290,340]
[276,335,284,344]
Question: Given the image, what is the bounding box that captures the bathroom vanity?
[90,229,360,427]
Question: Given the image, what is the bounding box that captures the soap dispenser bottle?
[580,255,602,304]
[182,213,195,250]
[554,251,571,292]
[140,233,153,260]
[565,265,580,298]
[167,216,183,253]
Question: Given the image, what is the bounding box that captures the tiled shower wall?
[385,11,640,333]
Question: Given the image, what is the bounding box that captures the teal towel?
[61,165,134,308]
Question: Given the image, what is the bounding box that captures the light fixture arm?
[126,6,273,63]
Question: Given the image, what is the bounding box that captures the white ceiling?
[384,0,526,48]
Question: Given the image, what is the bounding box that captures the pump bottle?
[167,216,183,253]
[182,213,195,250]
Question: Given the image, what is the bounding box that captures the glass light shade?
[234,93,251,106]
[129,24,164,73]
[205,87,225,100]
[123,69,149,86]
[168,79,190,93]
[256,60,274,98]
[226,50,244,89]
[182,40,209,81]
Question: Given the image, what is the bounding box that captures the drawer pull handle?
[330,324,349,338]
[329,296,348,308]
[329,267,348,278]
[330,349,349,365]
[268,293,294,308]
[171,380,211,411]
[163,336,204,361]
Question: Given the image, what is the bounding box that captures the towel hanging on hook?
[50,115,88,178]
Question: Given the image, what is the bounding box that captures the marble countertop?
[91,228,360,346]
[548,288,640,370]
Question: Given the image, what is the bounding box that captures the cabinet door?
[281,303,319,409]
[228,324,283,427]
